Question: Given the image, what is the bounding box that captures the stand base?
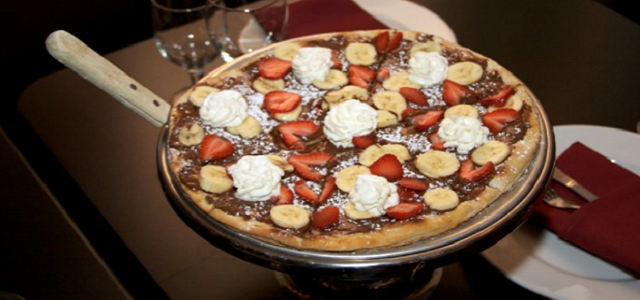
[275,267,442,300]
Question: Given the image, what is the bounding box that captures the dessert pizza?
[168,30,541,251]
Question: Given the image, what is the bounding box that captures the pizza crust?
[167,30,542,252]
[187,186,502,251]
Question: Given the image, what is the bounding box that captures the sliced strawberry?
[374,31,390,54]
[289,160,323,181]
[386,202,424,220]
[272,184,294,205]
[264,91,301,116]
[348,65,376,89]
[318,176,336,203]
[442,79,477,106]
[377,67,391,82]
[401,108,418,119]
[294,180,319,203]
[311,206,340,229]
[413,110,444,132]
[397,187,419,202]
[459,160,495,182]
[287,152,333,165]
[482,108,520,134]
[387,31,403,52]
[277,121,319,150]
[428,133,446,150]
[352,133,377,149]
[369,154,403,182]
[331,50,342,69]
[287,152,332,181]
[478,85,515,107]
[200,134,234,161]
[258,58,292,80]
[400,87,428,106]
[398,178,428,191]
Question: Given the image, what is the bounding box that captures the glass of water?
[151,0,219,88]
[208,0,288,62]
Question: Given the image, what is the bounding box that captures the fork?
[542,187,580,210]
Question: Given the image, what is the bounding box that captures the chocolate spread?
[169,35,529,237]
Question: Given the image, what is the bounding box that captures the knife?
[552,168,599,202]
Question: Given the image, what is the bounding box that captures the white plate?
[482,125,640,300]
[353,0,457,42]
[239,0,457,53]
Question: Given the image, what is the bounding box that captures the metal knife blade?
[552,168,599,201]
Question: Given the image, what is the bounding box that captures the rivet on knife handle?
[552,168,599,201]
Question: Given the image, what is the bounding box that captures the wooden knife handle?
[45,30,170,127]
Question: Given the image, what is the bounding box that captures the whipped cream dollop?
[291,47,332,84]
[200,90,248,127]
[349,175,399,217]
[437,116,490,154]
[229,155,284,201]
[409,51,448,87]
[323,100,378,148]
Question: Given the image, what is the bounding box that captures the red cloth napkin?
[285,0,388,38]
[531,142,640,277]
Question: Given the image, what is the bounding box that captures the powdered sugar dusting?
[332,153,360,174]
[377,126,433,153]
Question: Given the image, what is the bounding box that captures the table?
[13,0,640,298]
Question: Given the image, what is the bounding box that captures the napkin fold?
[285,0,388,38]
[531,142,640,277]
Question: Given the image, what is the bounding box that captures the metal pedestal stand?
[275,267,442,300]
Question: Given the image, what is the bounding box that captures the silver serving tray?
[157,32,555,280]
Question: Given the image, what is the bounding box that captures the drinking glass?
[208,0,288,62]
[151,0,219,92]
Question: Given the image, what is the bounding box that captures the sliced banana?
[273,104,302,121]
[487,60,518,86]
[336,165,371,192]
[324,85,369,108]
[423,188,459,211]
[252,77,286,94]
[377,110,399,128]
[372,91,407,117]
[312,69,348,90]
[270,204,310,229]
[345,42,377,66]
[382,72,421,91]
[444,104,479,119]
[199,165,233,194]
[226,115,261,138]
[446,62,484,86]
[359,144,411,166]
[267,155,294,172]
[344,202,374,220]
[178,123,205,146]
[409,41,442,55]
[188,86,219,107]
[487,89,525,112]
[273,43,301,61]
[415,150,461,178]
[358,145,385,167]
[471,141,511,165]
[381,144,411,163]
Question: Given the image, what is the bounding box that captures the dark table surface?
[425,0,640,133]
[10,0,640,299]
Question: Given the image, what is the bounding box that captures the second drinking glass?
[209,0,289,62]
